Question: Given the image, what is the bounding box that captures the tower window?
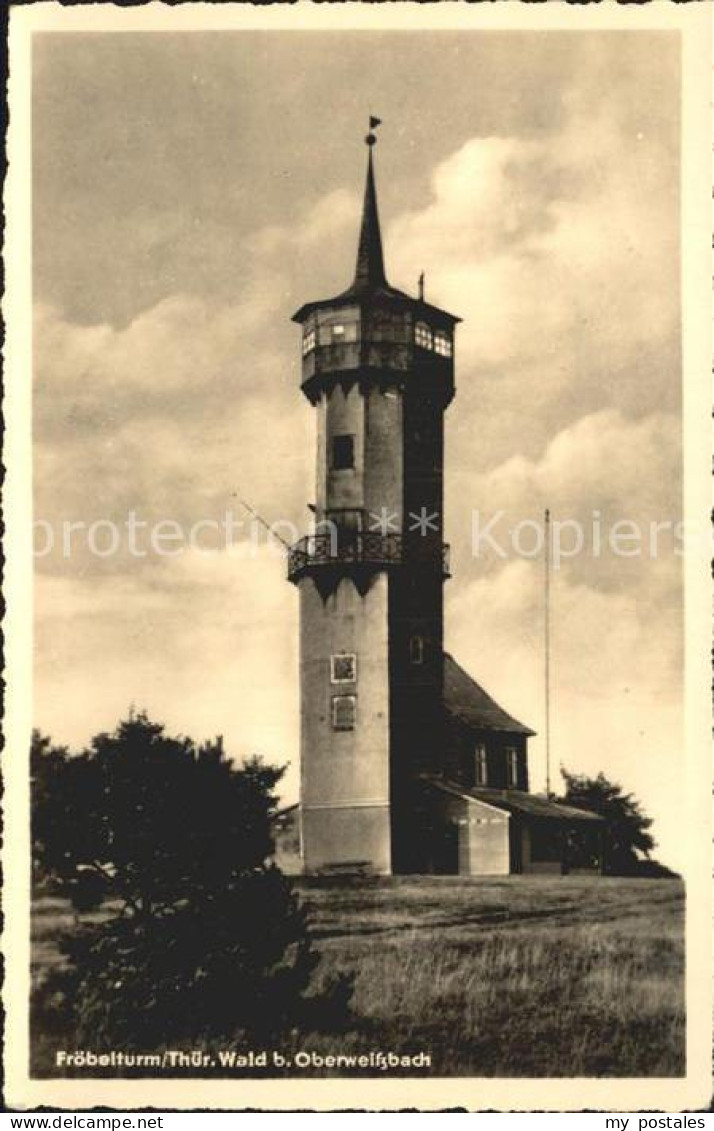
[474,744,488,786]
[332,434,355,470]
[332,695,357,731]
[331,653,357,684]
[415,322,433,350]
[302,328,316,356]
[409,636,424,665]
[319,322,358,345]
[506,747,519,788]
[434,330,452,357]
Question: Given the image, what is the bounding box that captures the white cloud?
[466,407,681,523]
[33,295,312,572]
[35,292,282,407]
[388,110,677,397]
[34,547,300,798]
[250,188,360,257]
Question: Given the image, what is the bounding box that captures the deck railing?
[287,531,450,582]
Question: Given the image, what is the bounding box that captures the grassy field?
[32,876,684,1078]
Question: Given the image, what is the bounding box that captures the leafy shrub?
[33,713,352,1050]
[47,867,319,1048]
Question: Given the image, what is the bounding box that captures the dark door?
[509,819,523,874]
[434,822,459,874]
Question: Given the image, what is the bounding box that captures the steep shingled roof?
[292,143,460,325]
[352,146,387,292]
[444,653,536,737]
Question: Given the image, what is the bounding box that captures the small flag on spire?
[366,115,382,146]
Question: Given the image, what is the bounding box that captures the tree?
[33,712,347,1049]
[560,768,657,876]
[35,712,284,916]
[31,730,70,891]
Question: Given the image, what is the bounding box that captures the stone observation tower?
[286,124,602,877]
[288,122,458,874]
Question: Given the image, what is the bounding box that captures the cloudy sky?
[33,30,684,866]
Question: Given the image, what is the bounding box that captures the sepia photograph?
[4,0,712,1114]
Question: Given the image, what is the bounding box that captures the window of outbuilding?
[530,821,561,862]
[415,322,433,350]
[434,330,453,357]
[302,328,316,356]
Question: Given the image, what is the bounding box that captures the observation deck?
[287,531,451,584]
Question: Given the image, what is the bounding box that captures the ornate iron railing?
[287,531,450,582]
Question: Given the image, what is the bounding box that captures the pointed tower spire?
[353,125,388,291]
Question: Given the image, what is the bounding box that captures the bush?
[32,712,352,1051]
[46,867,318,1048]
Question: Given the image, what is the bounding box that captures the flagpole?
[544,507,551,798]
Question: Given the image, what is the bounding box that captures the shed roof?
[425,777,603,823]
[444,653,536,737]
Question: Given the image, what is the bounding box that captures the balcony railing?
[287,532,450,582]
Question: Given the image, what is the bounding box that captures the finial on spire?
[365,114,382,147]
[353,119,388,291]
[418,272,425,301]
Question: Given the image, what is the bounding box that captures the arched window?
[414,322,433,350]
[434,330,452,358]
[474,744,488,786]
